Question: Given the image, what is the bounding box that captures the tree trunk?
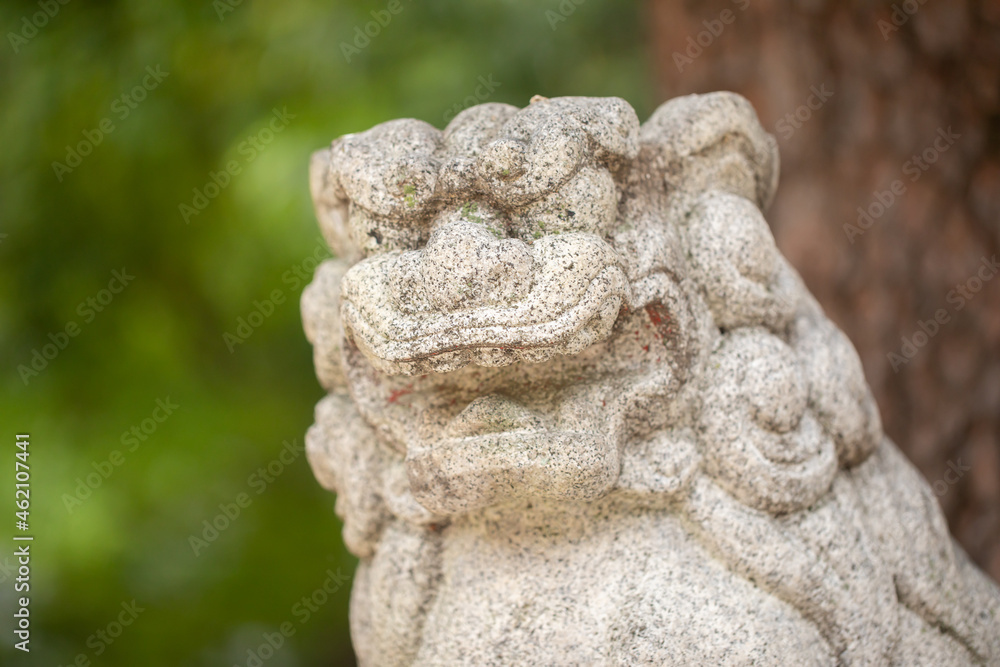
[647,0,1000,581]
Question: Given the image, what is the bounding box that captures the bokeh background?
[0,1,996,665]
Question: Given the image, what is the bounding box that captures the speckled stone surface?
[300,93,1000,666]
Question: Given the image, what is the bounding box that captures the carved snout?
[339,223,631,375]
[402,220,533,312]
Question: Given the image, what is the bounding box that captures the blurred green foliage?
[0,1,651,664]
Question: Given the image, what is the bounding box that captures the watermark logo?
[340,0,411,63]
[188,439,306,557]
[877,0,931,39]
[7,0,71,54]
[52,65,169,182]
[887,255,999,372]
[58,600,145,666]
[774,84,833,141]
[179,107,295,224]
[17,268,135,385]
[223,237,330,352]
[844,126,959,244]
[442,75,502,124]
[62,398,179,513]
[231,567,351,667]
[546,0,587,31]
[672,0,751,72]
[930,459,971,497]
[212,0,244,21]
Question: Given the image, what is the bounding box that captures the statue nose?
[417,220,533,312]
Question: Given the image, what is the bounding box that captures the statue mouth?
[399,389,636,517]
[340,232,633,375]
[406,428,620,515]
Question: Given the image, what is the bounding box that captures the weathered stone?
[301,93,1000,665]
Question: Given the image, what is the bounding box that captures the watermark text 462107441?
[13,433,33,653]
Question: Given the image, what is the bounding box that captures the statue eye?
[509,166,619,242]
[349,204,430,257]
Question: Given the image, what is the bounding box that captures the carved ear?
[313,120,443,257]
[442,102,520,156]
[639,92,779,211]
[309,147,357,262]
[301,257,351,390]
[557,96,640,166]
[328,119,442,219]
[473,96,640,207]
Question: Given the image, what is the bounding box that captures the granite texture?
[301,93,1000,665]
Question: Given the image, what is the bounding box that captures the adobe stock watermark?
[442,75,502,124]
[179,107,295,224]
[52,65,169,182]
[188,438,306,556]
[223,237,330,352]
[7,0,71,54]
[774,84,833,141]
[57,600,145,667]
[929,459,971,497]
[212,0,245,21]
[546,0,586,30]
[340,0,411,63]
[887,255,999,372]
[672,0,751,72]
[843,126,959,244]
[877,0,931,40]
[17,268,135,385]
[232,567,352,667]
[61,397,179,514]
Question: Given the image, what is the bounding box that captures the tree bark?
[648,0,1000,581]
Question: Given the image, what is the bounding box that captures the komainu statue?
[300,93,1000,665]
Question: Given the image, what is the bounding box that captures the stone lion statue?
[300,93,1000,666]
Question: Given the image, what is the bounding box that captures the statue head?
[303,92,879,550]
